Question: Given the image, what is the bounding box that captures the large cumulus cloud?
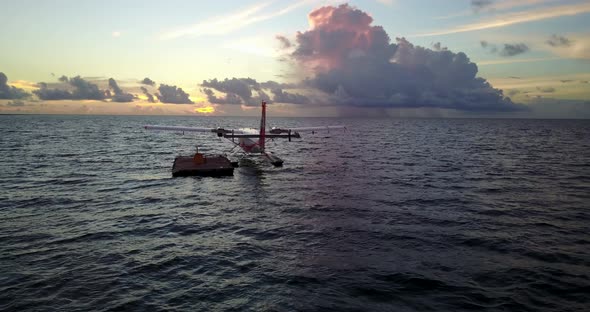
[108,78,134,102]
[0,72,29,99]
[201,78,272,106]
[140,86,156,103]
[34,76,107,101]
[156,84,193,104]
[296,4,520,111]
[201,4,521,112]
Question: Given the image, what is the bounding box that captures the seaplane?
[144,101,345,167]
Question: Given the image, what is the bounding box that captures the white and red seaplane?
[144,101,345,166]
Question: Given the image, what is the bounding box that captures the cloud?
[537,86,555,93]
[415,2,590,37]
[546,34,572,47]
[58,75,69,82]
[527,98,590,119]
[201,78,272,106]
[295,5,520,111]
[271,88,310,104]
[159,0,312,40]
[140,86,156,103]
[34,83,74,100]
[477,56,560,65]
[7,100,26,107]
[202,4,522,113]
[141,77,155,86]
[202,88,243,104]
[0,72,30,99]
[108,78,134,102]
[276,35,292,49]
[437,0,554,20]
[481,41,529,57]
[69,76,107,100]
[471,0,494,12]
[34,75,106,100]
[156,84,193,104]
[499,43,529,56]
[480,40,498,53]
[431,42,447,51]
[376,0,394,6]
[507,89,521,96]
[546,35,590,60]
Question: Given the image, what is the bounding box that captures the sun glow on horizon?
[195,105,215,114]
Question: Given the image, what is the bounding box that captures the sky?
[1,0,589,118]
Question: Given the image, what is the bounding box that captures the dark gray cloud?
[7,100,26,107]
[276,35,292,49]
[260,80,296,90]
[201,4,522,112]
[271,88,310,104]
[108,78,134,102]
[499,43,529,57]
[141,77,156,86]
[157,84,193,104]
[471,0,494,12]
[0,72,30,99]
[546,34,572,47]
[481,41,529,57]
[140,86,156,103]
[201,78,273,106]
[480,40,497,53]
[108,78,122,94]
[69,76,107,100]
[507,89,521,97]
[34,75,106,100]
[34,82,73,100]
[202,88,243,104]
[431,42,447,51]
[58,75,69,83]
[537,87,556,93]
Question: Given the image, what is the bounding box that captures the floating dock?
[172,154,234,177]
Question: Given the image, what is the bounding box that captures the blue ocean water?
[0,114,589,311]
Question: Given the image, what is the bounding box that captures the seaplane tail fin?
[259,101,266,151]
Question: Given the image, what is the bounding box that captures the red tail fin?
[259,101,266,151]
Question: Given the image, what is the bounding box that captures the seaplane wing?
[269,125,346,134]
[144,125,243,134]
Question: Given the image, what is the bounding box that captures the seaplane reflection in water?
[144,101,345,166]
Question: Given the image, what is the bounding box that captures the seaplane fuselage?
[235,128,263,153]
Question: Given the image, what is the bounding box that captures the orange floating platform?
[172,154,234,177]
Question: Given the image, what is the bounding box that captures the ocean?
[1,115,589,311]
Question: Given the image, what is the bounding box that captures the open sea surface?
[1,114,589,311]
